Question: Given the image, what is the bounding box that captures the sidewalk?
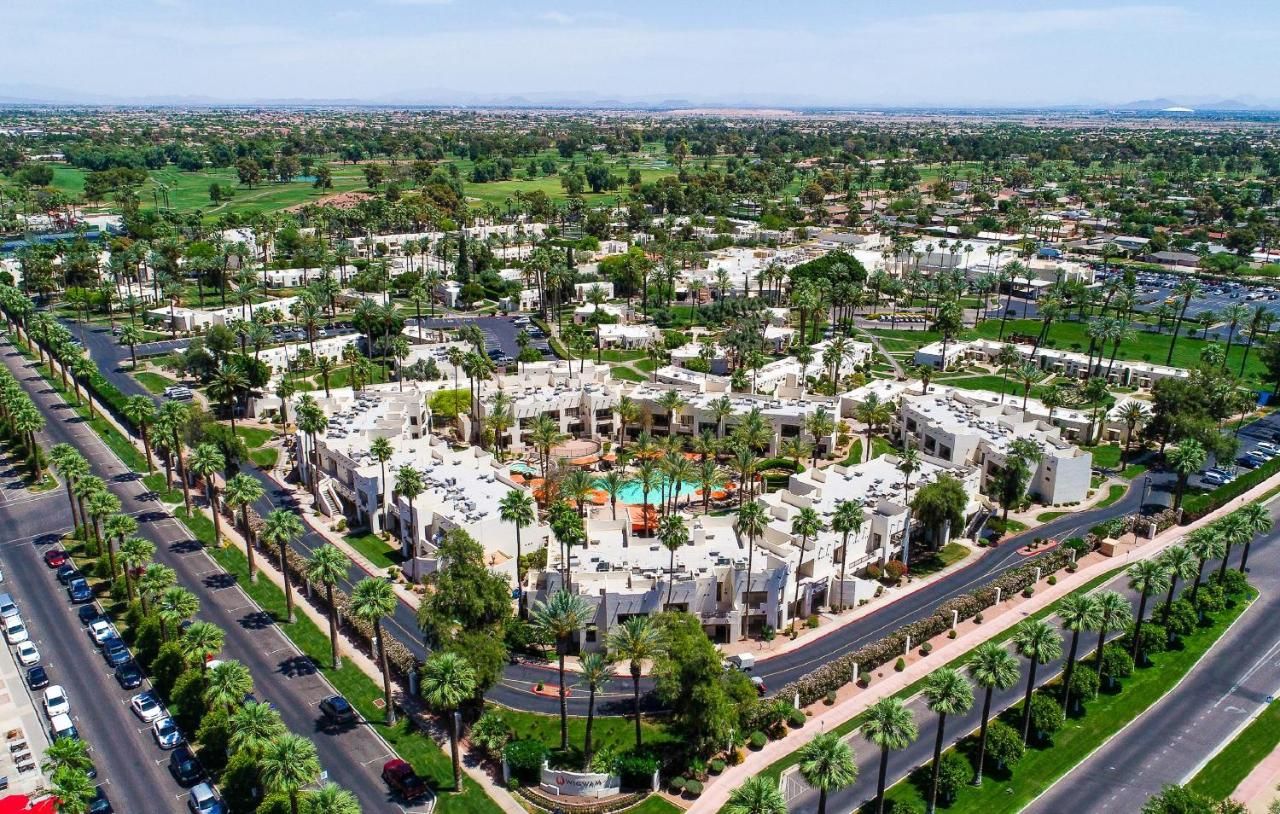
[1234,744,1280,813]
[692,473,1280,813]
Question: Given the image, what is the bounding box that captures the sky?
[5,0,1280,106]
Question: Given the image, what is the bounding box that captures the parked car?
[67,578,92,603]
[1258,442,1280,456]
[187,783,226,814]
[114,661,144,690]
[77,605,102,626]
[88,786,113,814]
[751,676,767,695]
[168,745,206,787]
[43,685,70,718]
[49,713,78,742]
[88,620,117,646]
[101,637,130,667]
[4,616,28,644]
[26,666,49,690]
[56,565,81,585]
[1201,471,1230,486]
[1237,455,1262,469]
[130,691,163,722]
[15,641,39,666]
[43,549,68,568]
[381,758,428,801]
[319,695,355,725]
[152,716,183,749]
[0,593,18,619]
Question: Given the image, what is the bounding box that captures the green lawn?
[248,448,279,469]
[610,366,647,382]
[142,472,184,504]
[132,371,174,395]
[907,542,971,577]
[1187,692,1280,800]
[235,426,274,448]
[1036,511,1067,522]
[345,532,403,570]
[493,705,676,759]
[1082,444,1123,470]
[841,439,863,466]
[874,588,1257,814]
[1095,483,1128,509]
[628,798,683,814]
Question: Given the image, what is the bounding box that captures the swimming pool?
[596,476,701,504]
[510,461,539,476]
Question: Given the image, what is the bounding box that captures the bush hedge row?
[1182,455,1280,520]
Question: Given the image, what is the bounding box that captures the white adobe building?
[914,338,1190,390]
[474,361,623,453]
[146,296,299,333]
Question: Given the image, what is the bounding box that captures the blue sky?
[6,1,1279,105]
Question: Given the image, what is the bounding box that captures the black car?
[26,665,48,690]
[168,745,205,787]
[114,660,144,690]
[77,605,101,626]
[319,695,355,724]
[67,578,92,603]
[56,565,81,585]
[84,757,98,780]
[101,637,130,667]
[88,786,112,814]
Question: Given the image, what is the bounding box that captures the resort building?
[146,296,299,333]
[474,361,623,454]
[913,338,1190,389]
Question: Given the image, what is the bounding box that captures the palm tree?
[658,514,689,611]
[137,563,175,616]
[181,620,225,673]
[897,445,922,566]
[1186,528,1225,604]
[204,658,254,715]
[50,765,97,814]
[532,590,594,751]
[302,784,361,814]
[1092,590,1133,683]
[797,731,857,814]
[922,668,973,813]
[1167,277,1201,364]
[102,512,137,581]
[1128,559,1170,665]
[223,473,264,582]
[42,736,93,777]
[735,501,767,639]
[1117,400,1149,465]
[156,586,199,643]
[351,577,399,725]
[607,615,665,749]
[189,443,226,547]
[1014,361,1040,411]
[119,536,154,603]
[724,775,787,814]
[422,651,477,792]
[261,509,303,623]
[121,395,156,473]
[578,652,613,769]
[599,469,631,522]
[370,436,393,534]
[634,459,659,536]
[789,507,825,630]
[498,489,537,620]
[158,401,192,514]
[831,499,864,612]
[1057,593,1103,713]
[1168,440,1207,511]
[1158,544,1198,620]
[1234,502,1273,573]
[306,545,348,669]
[862,697,919,814]
[260,733,321,814]
[1013,619,1062,743]
[394,465,425,559]
[854,394,893,463]
[229,701,286,757]
[966,641,1020,785]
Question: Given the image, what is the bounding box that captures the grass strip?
[1186,697,1280,800]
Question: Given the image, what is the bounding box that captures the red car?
[381,758,428,801]
[43,549,69,568]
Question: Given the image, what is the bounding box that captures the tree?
[1013,619,1062,744]
[1167,439,1207,511]
[966,641,1020,785]
[798,731,857,814]
[421,651,477,792]
[122,395,156,472]
[181,620,225,673]
[789,507,825,630]
[1057,593,1103,713]
[658,514,689,611]
[1142,785,1247,814]
[369,435,393,533]
[724,775,787,814]
[204,659,254,716]
[259,733,321,814]
[531,590,593,751]
[189,443,226,547]
[994,438,1043,521]
[578,652,613,770]
[831,499,865,611]
[261,509,303,623]
[1128,559,1170,665]
[607,615,666,749]
[302,784,361,814]
[156,586,199,643]
[1234,502,1273,573]
[651,612,755,757]
[306,545,348,669]
[351,577,399,724]
[922,668,973,814]
[1118,400,1149,465]
[42,737,93,777]
[854,394,893,463]
[1092,590,1133,683]
[223,473,264,582]
[862,697,918,814]
[229,700,286,757]
[910,474,967,550]
[51,764,97,814]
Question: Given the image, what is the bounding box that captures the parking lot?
[1100,269,1280,338]
[419,315,552,359]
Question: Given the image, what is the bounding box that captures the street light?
[1133,475,1152,544]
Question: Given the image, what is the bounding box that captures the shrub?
[1194,584,1227,616]
[506,778,519,791]
[668,776,685,793]
[824,690,837,706]
[787,708,807,728]
[1022,586,1035,598]
[748,731,767,750]
[1212,568,1249,597]
[884,801,925,814]
[1029,693,1065,743]
[684,779,703,797]
[974,612,984,624]
[471,710,513,761]
[935,751,970,805]
[709,759,725,775]
[1157,598,1198,638]
[1100,644,1134,688]
[885,560,908,582]
[1047,575,1057,586]
[806,615,819,629]
[920,642,933,656]
[894,657,906,672]
[947,629,957,639]
[858,671,871,687]
[504,740,547,784]
[1068,664,1101,709]
[865,562,883,580]
[616,754,659,789]
[985,720,1025,771]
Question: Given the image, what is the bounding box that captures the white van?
[49,713,77,741]
[0,593,18,619]
[725,653,755,672]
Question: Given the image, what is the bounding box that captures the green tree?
[797,731,858,814]
[1092,590,1133,683]
[725,775,787,814]
[967,642,1021,785]
[1167,439,1207,511]
[302,784,361,814]
[1057,593,1103,713]
[222,473,264,582]
[607,615,666,749]
[531,590,593,751]
[577,652,613,770]
[1128,559,1171,665]
[51,764,97,814]
[351,577,399,724]
[1013,619,1062,744]
[789,507,825,630]
[862,697,918,814]
[306,545,348,669]
[421,651,477,792]
[922,668,973,813]
[204,658,254,716]
[260,509,303,622]
[259,733,321,814]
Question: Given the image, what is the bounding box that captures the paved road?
[0,342,405,812]
[0,472,181,812]
[1026,505,1280,814]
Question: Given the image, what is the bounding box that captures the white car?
[130,691,163,723]
[43,685,69,718]
[4,616,28,645]
[87,620,117,647]
[152,716,183,750]
[15,641,39,666]
[1258,442,1280,456]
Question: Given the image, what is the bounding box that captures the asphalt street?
[1026,502,1280,814]
[0,341,407,812]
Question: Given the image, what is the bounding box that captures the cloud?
[538,11,574,25]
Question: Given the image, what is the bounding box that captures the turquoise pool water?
[510,461,538,475]
[597,476,701,504]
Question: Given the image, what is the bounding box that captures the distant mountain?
[1116,95,1280,111]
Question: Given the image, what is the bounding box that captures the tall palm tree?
[302,784,361,814]
[306,545,348,669]
[658,514,689,611]
[724,775,787,814]
[1186,528,1225,604]
[50,765,97,814]
[223,473,264,582]
[1167,440,1207,511]
[189,443,226,547]
[634,459,659,536]
[156,586,199,643]
[350,577,399,725]
[897,445,922,566]
[259,733,321,814]
[831,499,864,612]
[789,507,825,630]
[1166,277,1200,364]
[102,512,137,582]
[421,651,477,792]
[369,436,393,534]
[229,701,286,757]
[1091,590,1133,683]
[137,563,175,616]
[966,641,1020,785]
[735,501,767,639]
[498,489,537,620]
[1158,545,1198,619]
[599,469,631,522]
[922,668,973,812]
[578,652,613,770]
[1234,502,1273,573]
[1057,593,1103,713]
[180,620,225,673]
[394,464,425,559]
[862,696,919,814]
[119,537,155,603]
[607,615,665,749]
[1013,619,1062,744]
[797,731,857,814]
[204,658,254,716]
[121,395,156,473]
[532,590,594,751]
[1127,559,1170,665]
[158,401,192,515]
[42,736,93,777]
[261,509,303,623]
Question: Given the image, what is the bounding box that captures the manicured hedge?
[1182,455,1280,520]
